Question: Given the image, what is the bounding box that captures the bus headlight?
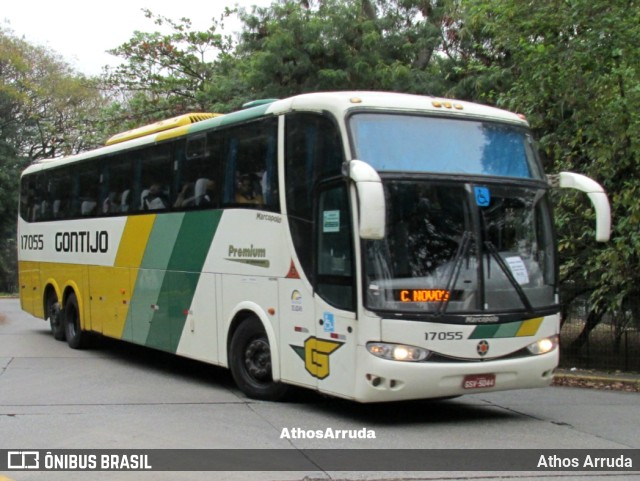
[526,335,559,355]
[367,342,430,362]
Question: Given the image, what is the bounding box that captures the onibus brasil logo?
[290,337,343,379]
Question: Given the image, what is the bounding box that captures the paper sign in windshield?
[323,210,340,233]
[505,256,530,285]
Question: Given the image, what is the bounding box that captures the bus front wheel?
[229,317,288,401]
[63,292,88,349]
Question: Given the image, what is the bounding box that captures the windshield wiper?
[437,230,472,315]
[484,241,534,313]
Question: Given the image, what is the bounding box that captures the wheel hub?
[244,339,271,381]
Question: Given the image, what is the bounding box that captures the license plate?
[463,373,496,389]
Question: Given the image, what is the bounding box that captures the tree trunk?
[569,308,604,350]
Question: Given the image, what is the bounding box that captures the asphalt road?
[0,298,638,481]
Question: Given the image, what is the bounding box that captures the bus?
[17,91,611,403]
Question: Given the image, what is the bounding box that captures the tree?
[0,27,107,290]
[233,0,457,99]
[102,1,465,113]
[456,0,640,345]
[102,9,235,125]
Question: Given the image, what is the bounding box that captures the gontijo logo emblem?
[290,337,343,379]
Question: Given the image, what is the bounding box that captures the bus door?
[311,182,358,398]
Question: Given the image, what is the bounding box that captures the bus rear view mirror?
[548,172,611,242]
[348,160,386,240]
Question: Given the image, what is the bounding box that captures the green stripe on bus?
[468,323,501,339]
[187,103,273,135]
[145,210,222,352]
[494,322,522,338]
[469,319,540,339]
[140,213,186,270]
[167,210,222,272]
[123,214,185,345]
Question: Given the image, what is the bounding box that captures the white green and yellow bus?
[18,91,610,402]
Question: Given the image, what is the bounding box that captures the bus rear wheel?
[229,317,288,401]
[63,292,88,349]
[46,292,65,341]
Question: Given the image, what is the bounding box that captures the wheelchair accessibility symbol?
[474,186,491,207]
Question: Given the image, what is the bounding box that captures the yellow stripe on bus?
[114,215,156,268]
[516,317,543,337]
[156,125,190,142]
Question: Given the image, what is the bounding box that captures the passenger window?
[221,117,279,211]
[71,164,100,217]
[175,134,222,209]
[20,176,40,222]
[47,169,73,220]
[139,145,172,212]
[103,155,135,215]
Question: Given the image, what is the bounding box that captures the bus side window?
[105,154,135,215]
[49,169,72,220]
[33,175,47,221]
[285,112,345,283]
[139,144,172,212]
[261,124,278,208]
[221,117,278,211]
[70,164,99,218]
[20,176,38,222]
[177,134,221,210]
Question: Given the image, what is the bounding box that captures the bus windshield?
[351,113,556,316]
[350,113,543,179]
[363,180,557,316]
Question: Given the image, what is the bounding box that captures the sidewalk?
[553,368,640,392]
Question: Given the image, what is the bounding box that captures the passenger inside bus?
[174,178,217,208]
[174,182,194,208]
[102,192,119,214]
[235,174,263,204]
[141,183,169,210]
[194,178,216,207]
[120,190,130,212]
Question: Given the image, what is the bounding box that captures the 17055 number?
[425,331,464,341]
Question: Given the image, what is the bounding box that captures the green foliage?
[102,1,462,112]
[0,27,107,291]
[102,9,236,123]
[458,0,640,325]
[233,0,457,99]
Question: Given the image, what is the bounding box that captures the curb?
[553,370,640,392]
[554,369,640,384]
[556,373,640,384]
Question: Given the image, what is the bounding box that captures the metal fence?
[559,312,640,373]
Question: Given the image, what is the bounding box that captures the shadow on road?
[35,327,515,426]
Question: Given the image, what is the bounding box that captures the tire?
[63,292,88,349]
[229,317,289,401]
[46,292,65,341]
